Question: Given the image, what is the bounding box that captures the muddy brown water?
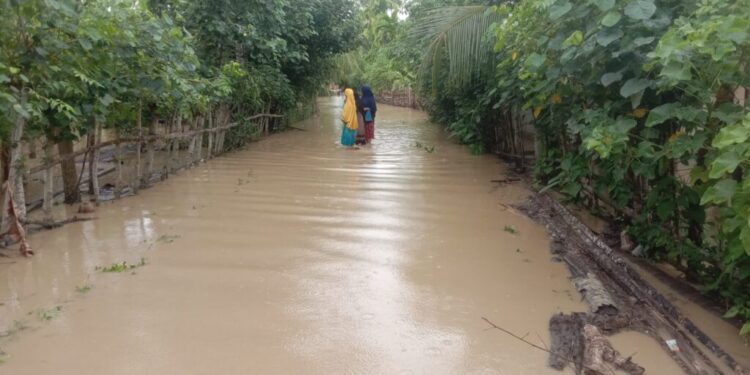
[0,98,745,374]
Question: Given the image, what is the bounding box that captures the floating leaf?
[624,0,657,20]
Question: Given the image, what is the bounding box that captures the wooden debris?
[519,193,746,375]
[574,273,617,315]
[582,324,644,375]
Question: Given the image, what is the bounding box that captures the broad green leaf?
[620,78,652,98]
[742,226,750,256]
[600,72,622,87]
[615,116,637,131]
[646,103,681,127]
[712,104,745,124]
[12,104,30,119]
[549,1,573,20]
[633,36,655,46]
[525,53,546,68]
[624,0,657,20]
[741,322,750,336]
[660,61,692,81]
[725,305,742,318]
[563,30,584,48]
[601,11,622,27]
[700,180,737,205]
[592,0,615,12]
[713,123,750,148]
[596,28,623,46]
[79,38,93,51]
[0,74,8,83]
[709,146,746,178]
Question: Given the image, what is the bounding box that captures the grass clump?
[503,225,519,235]
[97,257,148,273]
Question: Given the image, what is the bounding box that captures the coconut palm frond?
[411,6,502,89]
[329,49,364,84]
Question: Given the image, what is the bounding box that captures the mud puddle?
[0,97,741,374]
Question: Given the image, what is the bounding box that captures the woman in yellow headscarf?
[340,88,359,147]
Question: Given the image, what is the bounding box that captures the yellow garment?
[341,88,359,130]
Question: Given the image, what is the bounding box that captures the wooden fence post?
[135,101,142,192]
[42,139,54,220]
[115,128,123,198]
[144,118,156,187]
[207,110,214,159]
[88,121,101,203]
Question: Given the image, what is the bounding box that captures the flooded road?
[0,97,742,374]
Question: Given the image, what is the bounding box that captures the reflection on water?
[0,97,732,374]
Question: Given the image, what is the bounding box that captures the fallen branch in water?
[22,216,94,230]
[490,178,520,184]
[481,317,615,375]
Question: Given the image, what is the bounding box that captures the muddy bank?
[0,98,746,374]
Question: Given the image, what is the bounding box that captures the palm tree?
[410,5,502,88]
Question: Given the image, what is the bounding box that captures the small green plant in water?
[424,145,435,153]
[37,306,62,321]
[503,225,519,235]
[99,257,147,273]
[76,285,93,294]
[156,234,180,244]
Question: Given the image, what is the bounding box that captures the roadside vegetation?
[337,0,750,334]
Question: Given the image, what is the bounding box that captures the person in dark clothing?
[360,86,377,143]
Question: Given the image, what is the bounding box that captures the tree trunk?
[42,140,54,220]
[144,118,156,187]
[89,121,101,203]
[172,116,181,172]
[1,109,28,232]
[207,110,214,159]
[115,128,123,199]
[187,117,197,166]
[135,101,142,192]
[58,139,79,204]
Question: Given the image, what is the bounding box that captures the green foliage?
[75,284,93,294]
[36,306,63,321]
[401,0,750,333]
[98,257,148,272]
[1,0,357,147]
[477,0,750,333]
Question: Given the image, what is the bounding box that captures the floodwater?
[0,97,742,374]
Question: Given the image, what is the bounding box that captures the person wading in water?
[340,88,359,148]
[360,85,377,143]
